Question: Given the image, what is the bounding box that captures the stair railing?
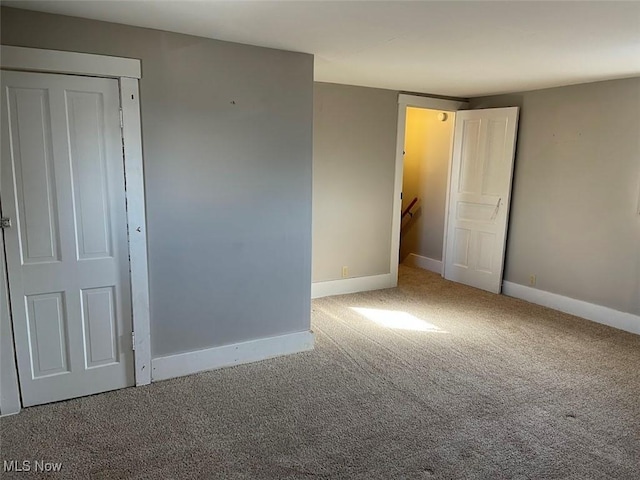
[402,197,419,220]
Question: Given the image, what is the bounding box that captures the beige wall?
[313,83,398,282]
[400,108,453,263]
[471,78,640,315]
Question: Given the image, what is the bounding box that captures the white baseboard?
[151,330,315,382]
[503,282,640,335]
[312,273,396,299]
[402,254,443,275]
[0,408,20,417]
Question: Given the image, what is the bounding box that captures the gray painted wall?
[313,82,398,282]
[1,7,314,357]
[471,78,640,315]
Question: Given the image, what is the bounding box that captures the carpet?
[1,266,639,479]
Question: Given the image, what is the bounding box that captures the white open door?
[1,70,135,406]
[443,107,519,293]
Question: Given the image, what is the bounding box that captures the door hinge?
[131,331,136,351]
[1,217,11,229]
[119,108,124,129]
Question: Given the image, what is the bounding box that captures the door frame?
[393,94,468,280]
[0,214,20,416]
[0,46,151,415]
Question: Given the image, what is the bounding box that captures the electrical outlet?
[342,266,349,278]
[529,274,536,286]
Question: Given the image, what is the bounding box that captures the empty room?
[1,1,639,478]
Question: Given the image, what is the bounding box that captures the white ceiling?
[5,1,640,97]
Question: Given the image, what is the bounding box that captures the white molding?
[503,282,640,335]
[440,111,458,279]
[120,78,152,386]
[390,100,406,285]
[0,233,21,417]
[1,46,141,79]
[398,94,468,111]
[312,273,396,299]
[402,254,443,274]
[151,331,315,382]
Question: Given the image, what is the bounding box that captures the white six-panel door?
[444,107,519,294]
[1,71,134,406]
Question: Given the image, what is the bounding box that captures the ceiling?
[4,1,640,98]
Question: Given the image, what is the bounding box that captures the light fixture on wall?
[437,112,448,122]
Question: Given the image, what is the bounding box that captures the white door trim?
[1,46,141,79]
[393,94,469,283]
[0,46,151,414]
[119,77,152,386]
[398,94,468,112]
[0,229,21,416]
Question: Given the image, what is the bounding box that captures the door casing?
[0,46,151,415]
[393,94,469,281]
[0,212,20,416]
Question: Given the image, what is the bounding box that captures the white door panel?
[1,70,134,407]
[444,107,519,293]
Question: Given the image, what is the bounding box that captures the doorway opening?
[389,95,467,287]
[392,95,519,294]
[400,107,455,275]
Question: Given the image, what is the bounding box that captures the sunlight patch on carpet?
[351,307,446,332]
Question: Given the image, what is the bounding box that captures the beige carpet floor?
[1,265,639,479]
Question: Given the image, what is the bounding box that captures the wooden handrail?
[402,197,418,220]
